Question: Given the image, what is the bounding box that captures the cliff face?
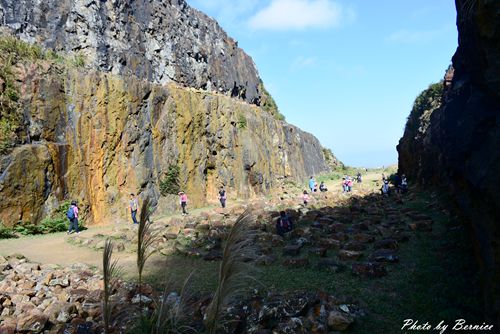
[0,60,330,227]
[0,0,262,104]
[397,0,500,324]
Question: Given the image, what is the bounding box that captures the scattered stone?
[409,221,433,231]
[369,249,399,263]
[338,250,363,261]
[203,249,223,261]
[308,247,327,257]
[283,245,301,256]
[374,239,399,250]
[318,238,341,250]
[327,310,354,331]
[317,259,346,273]
[283,258,309,267]
[342,241,367,252]
[351,262,387,278]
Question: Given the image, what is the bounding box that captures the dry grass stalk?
[204,209,258,334]
[102,238,120,334]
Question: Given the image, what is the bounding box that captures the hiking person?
[302,190,309,206]
[179,191,188,215]
[401,174,408,193]
[347,177,353,192]
[394,174,402,193]
[356,172,362,183]
[308,176,315,192]
[276,211,293,236]
[67,200,80,234]
[129,193,139,224]
[342,177,347,192]
[218,186,227,208]
[381,180,390,197]
[319,181,328,192]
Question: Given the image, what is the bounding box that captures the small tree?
[159,165,180,196]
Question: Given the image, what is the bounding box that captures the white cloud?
[292,56,317,70]
[386,25,455,44]
[249,0,350,31]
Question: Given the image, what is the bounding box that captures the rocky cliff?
[397,0,500,324]
[0,0,264,105]
[0,49,333,227]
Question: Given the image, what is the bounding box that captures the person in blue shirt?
[308,176,315,192]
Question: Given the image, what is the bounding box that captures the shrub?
[160,165,181,196]
[259,80,286,121]
[71,53,85,68]
[237,113,247,129]
[0,222,17,239]
[40,217,68,233]
[14,222,44,235]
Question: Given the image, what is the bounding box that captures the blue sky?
[187,0,458,167]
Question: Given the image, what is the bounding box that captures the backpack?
[67,206,75,219]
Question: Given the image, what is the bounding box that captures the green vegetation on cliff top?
[0,35,86,154]
[404,81,443,135]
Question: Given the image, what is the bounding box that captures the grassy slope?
[142,170,481,333]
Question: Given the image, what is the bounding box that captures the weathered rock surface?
[397,0,500,325]
[0,62,331,226]
[0,0,264,105]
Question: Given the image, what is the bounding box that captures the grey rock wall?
[0,0,263,104]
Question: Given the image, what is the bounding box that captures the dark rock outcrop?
[0,0,263,105]
[397,0,500,325]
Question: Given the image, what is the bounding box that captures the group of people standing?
[381,173,408,196]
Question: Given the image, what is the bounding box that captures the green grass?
[141,190,481,333]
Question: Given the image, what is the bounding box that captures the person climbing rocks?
[309,176,315,193]
[218,186,227,208]
[319,181,328,192]
[179,191,188,215]
[129,193,139,224]
[276,210,293,236]
[381,180,390,197]
[302,190,309,206]
[67,200,80,234]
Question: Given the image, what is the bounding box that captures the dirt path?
[0,170,388,276]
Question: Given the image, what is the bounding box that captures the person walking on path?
[308,176,315,193]
[67,200,80,234]
[218,186,227,208]
[302,190,310,206]
[179,191,188,215]
[129,193,139,224]
[347,177,353,192]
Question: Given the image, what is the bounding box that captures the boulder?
[327,310,354,331]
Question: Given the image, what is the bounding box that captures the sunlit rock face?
[0,64,331,227]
